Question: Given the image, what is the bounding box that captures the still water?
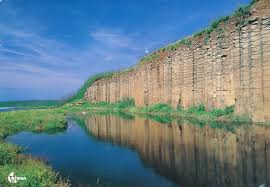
[0,107,24,112]
[7,114,270,187]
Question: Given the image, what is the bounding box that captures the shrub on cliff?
[114,97,135,109]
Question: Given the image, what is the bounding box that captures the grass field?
[0,108,70,186]
[0,97,255,186]
[0,100,62,108]
[65,98,252,124]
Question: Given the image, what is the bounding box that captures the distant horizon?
[0,0,251,101]
[0,99,61,102]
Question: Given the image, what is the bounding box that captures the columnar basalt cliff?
[85,0,270,122]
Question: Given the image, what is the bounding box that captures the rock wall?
[85,115,270,187]
[85,0,270,122]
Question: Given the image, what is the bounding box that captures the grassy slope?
[66,72,114,103]
[0,108,69,186]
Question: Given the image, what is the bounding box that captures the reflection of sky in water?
[7,119,177,187]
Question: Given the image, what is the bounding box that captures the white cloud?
[0,24,147,99]
[0,3,159,100]
[0,47,26,56]
[90,29,134,49]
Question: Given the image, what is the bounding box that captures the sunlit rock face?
[84,0,270,122]
[85,114,270,187]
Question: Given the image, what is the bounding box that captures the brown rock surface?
[85,0,270,122]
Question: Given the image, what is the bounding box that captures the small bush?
[179,38,192,46]
[210,105,234,117]
[140,52,160,64]
[187,104,205,114]
[167,38,192,51]
[230,115,252,123]
[0,142,22,165]
[143,103,173,114]
[234,0,255,18]
[224,105,234,115]
[211,16,229,30]
[114,97,135,109]
[210,108,225,117]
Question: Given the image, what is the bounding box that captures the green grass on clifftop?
[66,1,257,101]
[66,72,114,102]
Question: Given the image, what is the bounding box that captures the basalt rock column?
[84,0,270,122]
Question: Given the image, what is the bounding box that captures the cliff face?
[85,0,270,122]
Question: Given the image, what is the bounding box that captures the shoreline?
[0,99,268,186]
[0,108,70,186]
[65,99,258,124]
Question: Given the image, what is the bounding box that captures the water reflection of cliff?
[84,115,270,187]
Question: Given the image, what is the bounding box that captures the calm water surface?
[0,107,24,112]
[7,114,270,187]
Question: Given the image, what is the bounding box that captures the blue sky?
[0,0,250,101]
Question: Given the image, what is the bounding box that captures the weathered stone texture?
[85,1,270,122]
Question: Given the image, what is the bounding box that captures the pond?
[0,107,24,112]
[7,113,270,187]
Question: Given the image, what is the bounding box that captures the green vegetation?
[66,98,252,124]
[66,72,114,102]
[186,104,206,114]
[0,109,69,186]
[0,142,69,186]
[210,106,234,117]
[137,103,173,115]
[234,0,255,18]
[234,0,256,31]
[140,114,173,124]
[72,100,252,131]
[0,100,62,108]
[167,37,192,51]
[114,97,135,109]
[66,68,134,102]
[140,52,161,64]
[0,97,255,186]
[0,109,67,139]
[158,0,255,50]
[63,0,257,96]
[0,1,259,185]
